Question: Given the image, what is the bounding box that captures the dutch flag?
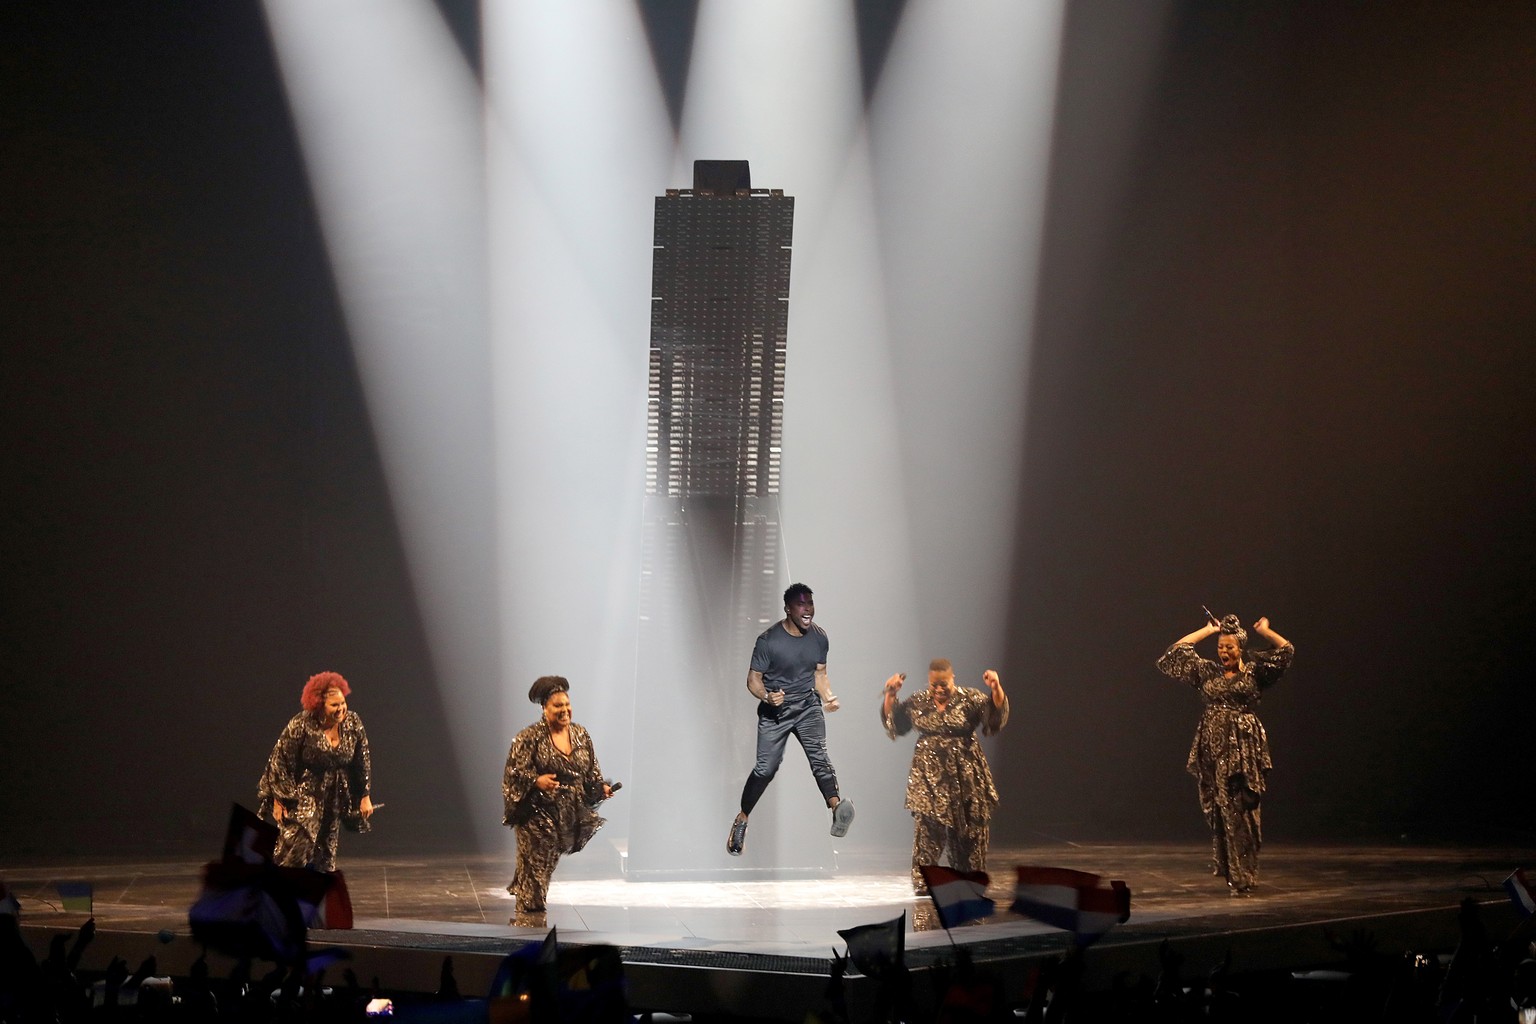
[1011,865,1132,947]
[918,865,996,929]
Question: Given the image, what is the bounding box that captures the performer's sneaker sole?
[830,799,855,838]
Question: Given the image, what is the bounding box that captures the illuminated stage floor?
[7,841,1527,1019]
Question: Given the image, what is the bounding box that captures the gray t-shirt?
[750,621,829,699]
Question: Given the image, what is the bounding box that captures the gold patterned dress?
[882,687,1008,892]
[257,710,371,872]
[502,721,607,912]
[1156,642,1294,892]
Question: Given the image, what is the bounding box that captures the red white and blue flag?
[1010,866,1131,947]
[188,803,349,964]
[1504,868,1535,917]
[919,866,996,929]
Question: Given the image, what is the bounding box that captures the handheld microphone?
[1201,605,1218,627]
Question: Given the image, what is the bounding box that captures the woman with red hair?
[258,671,374,871]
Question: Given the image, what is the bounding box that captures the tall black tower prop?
[625,162,834,879]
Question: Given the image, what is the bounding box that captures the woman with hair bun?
[258,671,374,871]
[502,676,613,916]
[1157,614,1293,896]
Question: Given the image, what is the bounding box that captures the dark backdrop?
[1001,1,1535,846]
[1,3,470,856]
[3,1,1532,857]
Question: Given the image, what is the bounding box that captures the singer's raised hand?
[1251,617,1290,648]
[982,669,1005,707]
[881,673,904,718]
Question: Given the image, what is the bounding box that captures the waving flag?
[55,882,94,915]
[1505,869,1535,917]
[1010,866,1131,947]
[837,912,906,978]
[188,860,333,963]
[221,804,277,865]
[918,866,995,929]
[187,804,342,963]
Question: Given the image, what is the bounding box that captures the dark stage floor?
[5,841,1529,1019]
